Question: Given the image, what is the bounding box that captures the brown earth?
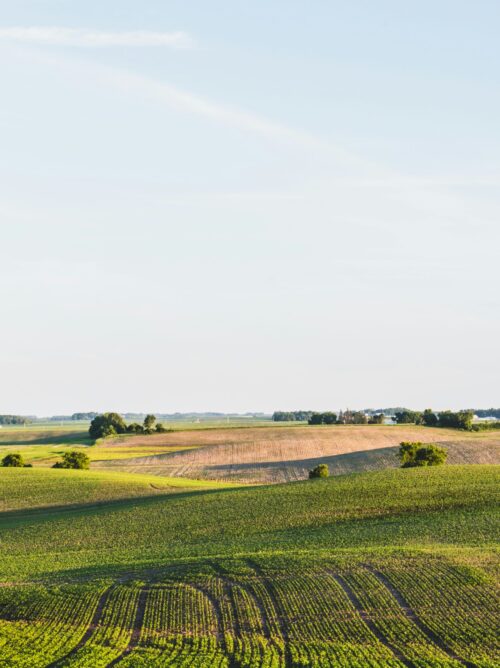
[93,425,500,484]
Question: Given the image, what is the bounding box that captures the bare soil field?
[93,425,500,483]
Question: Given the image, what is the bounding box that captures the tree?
[52,451,90,470]
[352,411,368,424]
[89,413,127,440]
[155,423,167,433]
[2,453,25,467]
[394,410,422,425]
[126,422,144,434]
[322,412,337,425]
[309,463,329,478]
[438,410,473,431]
[422,409,438,427]
[308,413,324,425]
[143,414,157,434]
[398,441,447,468]
[369,413,385,424]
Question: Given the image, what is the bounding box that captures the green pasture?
[0,462,498,665]
[0,464,497,582]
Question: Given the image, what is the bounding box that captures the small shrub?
[309,464,329,479]
[52,451,90,470]
[399,442,447,468]
[2,453,25,467]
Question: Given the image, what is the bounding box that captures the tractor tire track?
[106,585,149,666]
[246,559,292,667]
[211,561,284,665]
[47,584,116,668]
[186,581,239,668]
[329,572,414,668]
[364,566,477,668]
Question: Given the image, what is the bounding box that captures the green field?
[0,458,498,666]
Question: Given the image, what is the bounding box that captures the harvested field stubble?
[94,425,500,483]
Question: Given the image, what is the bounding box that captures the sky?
[0,1,499,415]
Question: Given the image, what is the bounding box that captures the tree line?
[89,412,169,440]
[0,415,27,425]
[393,409,474,430]
[272,411,313,422]
[308,411,385,425]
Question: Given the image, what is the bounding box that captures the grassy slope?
[0,464,498,667]
[0,468,238,513]
[0,465,498,582]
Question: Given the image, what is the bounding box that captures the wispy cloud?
[0,26,194,48]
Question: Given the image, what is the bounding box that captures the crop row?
[0,584,103,667]
[0,557,498,667]
[375,559,500,667]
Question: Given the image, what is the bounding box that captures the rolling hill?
[0,464,498,665]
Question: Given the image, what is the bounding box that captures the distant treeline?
[272,411,313,422]
[272,411,384,424]
[369,407,500,420]
[309,411,385,425]
[394,409,471,430]
[470,408,500,419]
[273,407,500,431]
[72,412,99,420]
[0,415,27,425]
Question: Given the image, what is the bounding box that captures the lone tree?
[2,453,25,467]
[89,413,127,440]
[309,463,329,479]
[422,409,438,427]
[143,414,157,434]
[52,451,90,470]
[398,442,447,468]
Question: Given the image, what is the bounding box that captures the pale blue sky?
[1,1,499,415]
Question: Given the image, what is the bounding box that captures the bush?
[471,421,500,432]
[52,451,90,470]
[309,464,329,479]
[155,423,168,433]
[2,453,25,467]
[126,423,144,434]
[398,442,447,468]
[89,413,127,440]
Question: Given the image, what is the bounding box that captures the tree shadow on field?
[0,486,246,527]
